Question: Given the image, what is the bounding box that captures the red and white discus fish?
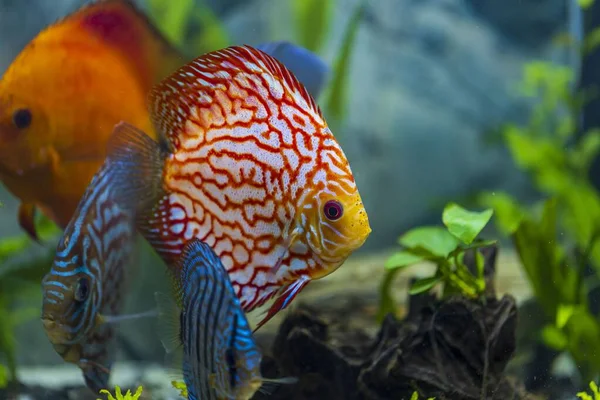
[107,45,371,330]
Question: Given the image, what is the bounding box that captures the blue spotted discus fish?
[155,239,297,400]
[41,155,155,393]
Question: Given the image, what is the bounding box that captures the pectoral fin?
[96,309,158,326]
[253,275,311,332]
[18,202,39,242]
[270,226,303,279]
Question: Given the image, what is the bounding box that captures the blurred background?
[1,0,599,399]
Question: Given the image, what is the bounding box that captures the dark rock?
[259,243,538,400]
[261,292,534,400]
[358,295,519,400]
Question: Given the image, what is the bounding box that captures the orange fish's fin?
[55,0,185,86]
[106,122,179,260]
[18,202,40,242]
[149,45,323,145]
[253,275,311,332]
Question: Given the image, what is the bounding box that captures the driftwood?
[258,245,540,400]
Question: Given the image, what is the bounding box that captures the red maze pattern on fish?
[146,45,357,311]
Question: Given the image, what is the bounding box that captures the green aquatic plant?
[410,392,435,400]
[146,0,365,131]
[323,0,366,126]
[146,0,230,55]
[578,381,600,400]
[171,380,188,398]
[378,203,495,321]
[292,0,334,53]
[508,197,600,379]
[97,385,143,400]
[0,364,6,389]
[475,32,600,380]
[0,215,60,384]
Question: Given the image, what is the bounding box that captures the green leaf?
[504,126,566,171]
[512,198,575,318]
[384,251,425,270]
[409,275,441,295]
[292,0,333,52]
[541,325,568,350]
[556,303,575,329]
[477,192,524,235]
[578,0,595,9]
[577,390,594,400]
[0,247,56,284]
[410,392,418,400]
[147,0,194,48]
[563,307,600,382]
[475,249,485,280]
[572,129,600,173]
[323,0,365,123]
[10,307,41,327]
[377,269,399,322]
[191,3,231,53]
[0,216,60,261]
[0,364,6,389]
[399,226,460,257]
[442,203,493,245]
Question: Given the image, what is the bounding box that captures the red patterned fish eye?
[323,200,343,221]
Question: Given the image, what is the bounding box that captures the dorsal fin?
[149,44,324,148]
[42,0,184,86]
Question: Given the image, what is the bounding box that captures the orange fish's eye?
[323,200,343,221]
[12,108,32,129]
[74,277,90,303]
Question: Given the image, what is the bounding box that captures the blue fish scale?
[178,239,262,400]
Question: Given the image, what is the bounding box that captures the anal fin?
[80,358,110,394]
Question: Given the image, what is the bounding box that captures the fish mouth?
[0,153,49,179]
[42,318,77,345]
[352,224,372,249]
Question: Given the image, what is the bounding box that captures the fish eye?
[12,108,32,129]
[74,277,90,303]
[323,200,343,221]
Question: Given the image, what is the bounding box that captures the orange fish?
[0,0,184,240]
[107,45,371,330]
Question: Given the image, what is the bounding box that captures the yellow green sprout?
[0,364,8,388]
[97,385,143,400]
[578,381,600,400]
[410,391,435,400]
[171,380,188,398]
